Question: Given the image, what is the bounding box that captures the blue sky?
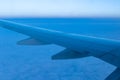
[0,0,120,17]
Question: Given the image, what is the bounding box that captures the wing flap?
[52,49,90,60]
[17,37,50,45]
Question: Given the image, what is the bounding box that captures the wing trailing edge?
[52,49,90,60]
[17,37,50,45]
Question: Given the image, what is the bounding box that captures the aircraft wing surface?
[1,19,120,80]
[0,19,120,60]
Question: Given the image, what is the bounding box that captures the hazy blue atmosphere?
[0,18,120,80]
[0,0,120,17]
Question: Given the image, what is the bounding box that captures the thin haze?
[0,0,120,17]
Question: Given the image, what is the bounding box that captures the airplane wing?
[0,19,120,60]
[1,19,120,80]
